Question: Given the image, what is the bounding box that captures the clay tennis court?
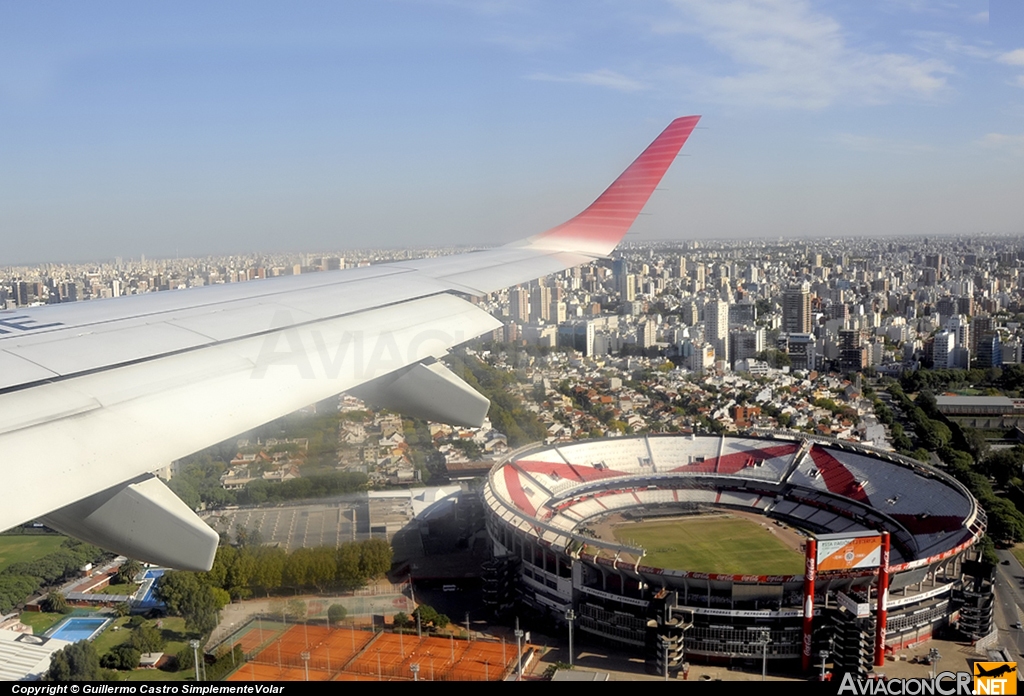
[252,624,331,666]
[220,619,287,656]
[229,663,332,681]
[227,622,521,681]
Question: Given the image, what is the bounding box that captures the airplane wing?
[0,116,700,571]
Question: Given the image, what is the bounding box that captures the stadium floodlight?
[565,608,576,667]
[758,629,771,682]
[515,619,525,682]
[929,648,942,679]
[190,639,201,682]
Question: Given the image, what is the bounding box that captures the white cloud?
[654,0,952,109]
[997,48,1024,66]
[1016,75,1024,88]
[969,10,988,24]
[832,132,936,154]
[529,68,648,92]
[979,132,1024,156]
[909,30,994,59]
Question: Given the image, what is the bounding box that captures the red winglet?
[529,115,700,255]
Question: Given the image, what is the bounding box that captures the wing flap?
[350,358,490,428]
[4,322,215,376]
[41,475,219,572]
[0,350,59,390]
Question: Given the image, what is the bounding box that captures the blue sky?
[2,0,1023,264]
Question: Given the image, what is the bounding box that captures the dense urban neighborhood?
[8,235,1024,680]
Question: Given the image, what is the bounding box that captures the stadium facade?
[481,434,989,675]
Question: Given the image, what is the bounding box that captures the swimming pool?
[46,617,110,642]
[136,568,166,609]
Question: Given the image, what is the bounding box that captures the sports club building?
[481,434,989,675]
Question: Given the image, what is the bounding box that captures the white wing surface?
[0,116,700,570]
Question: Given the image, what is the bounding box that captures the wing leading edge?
[0,116,700,570]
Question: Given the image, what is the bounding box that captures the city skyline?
[3,1,1024,265]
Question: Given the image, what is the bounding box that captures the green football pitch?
[0,534,67,573]
[611,516,804,575]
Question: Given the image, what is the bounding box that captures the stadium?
[481,434,989,675]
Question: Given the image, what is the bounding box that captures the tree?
[393,612,411,629]
[45,591,69,614]
[413,604,449,631]
[101,645,141,671]
[47,642,114,681]
[912,448,931,463]
[235,525,263,548]
[129,624,165,654]
[982,448,1024,487]
[307,547,337,592]
[328,604,348,626]
[226,549,258,598]
[285,547,319,589]
[116,559,142,586]
[175,645,197,672]
[207,545,237,589]
[251,547,286,596]
[336,543,363,590]
[984,498,1024,544]
[155,572,223,635]
[358,539,392,580]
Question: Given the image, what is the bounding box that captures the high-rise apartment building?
[783,283,812,334]
[509,287,529,323]
[618,274,636,303]
[730,326,765,368]
[531,285,552,323]
[932,330,955,369]
[838,329,866,372]
[977,333,1002,369]
[705,299,730,366]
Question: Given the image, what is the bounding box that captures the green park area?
[17,610,70,635]
[0,534,67,573]
[612,515,805,575]
[1011,545,1024,568]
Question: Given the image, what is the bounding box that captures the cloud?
[529,68,648,92]
[970,10,989,24]
[654,0,953,109]
[979,132,1024,156]
[832,132,936,154]
[909,30,995,59]
[997,48,1024,66]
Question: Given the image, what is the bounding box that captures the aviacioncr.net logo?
[837,663,1018,695]
[838,672,972,695]
[974,662,1017,695]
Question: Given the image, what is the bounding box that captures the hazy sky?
[2,1,1024,264]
